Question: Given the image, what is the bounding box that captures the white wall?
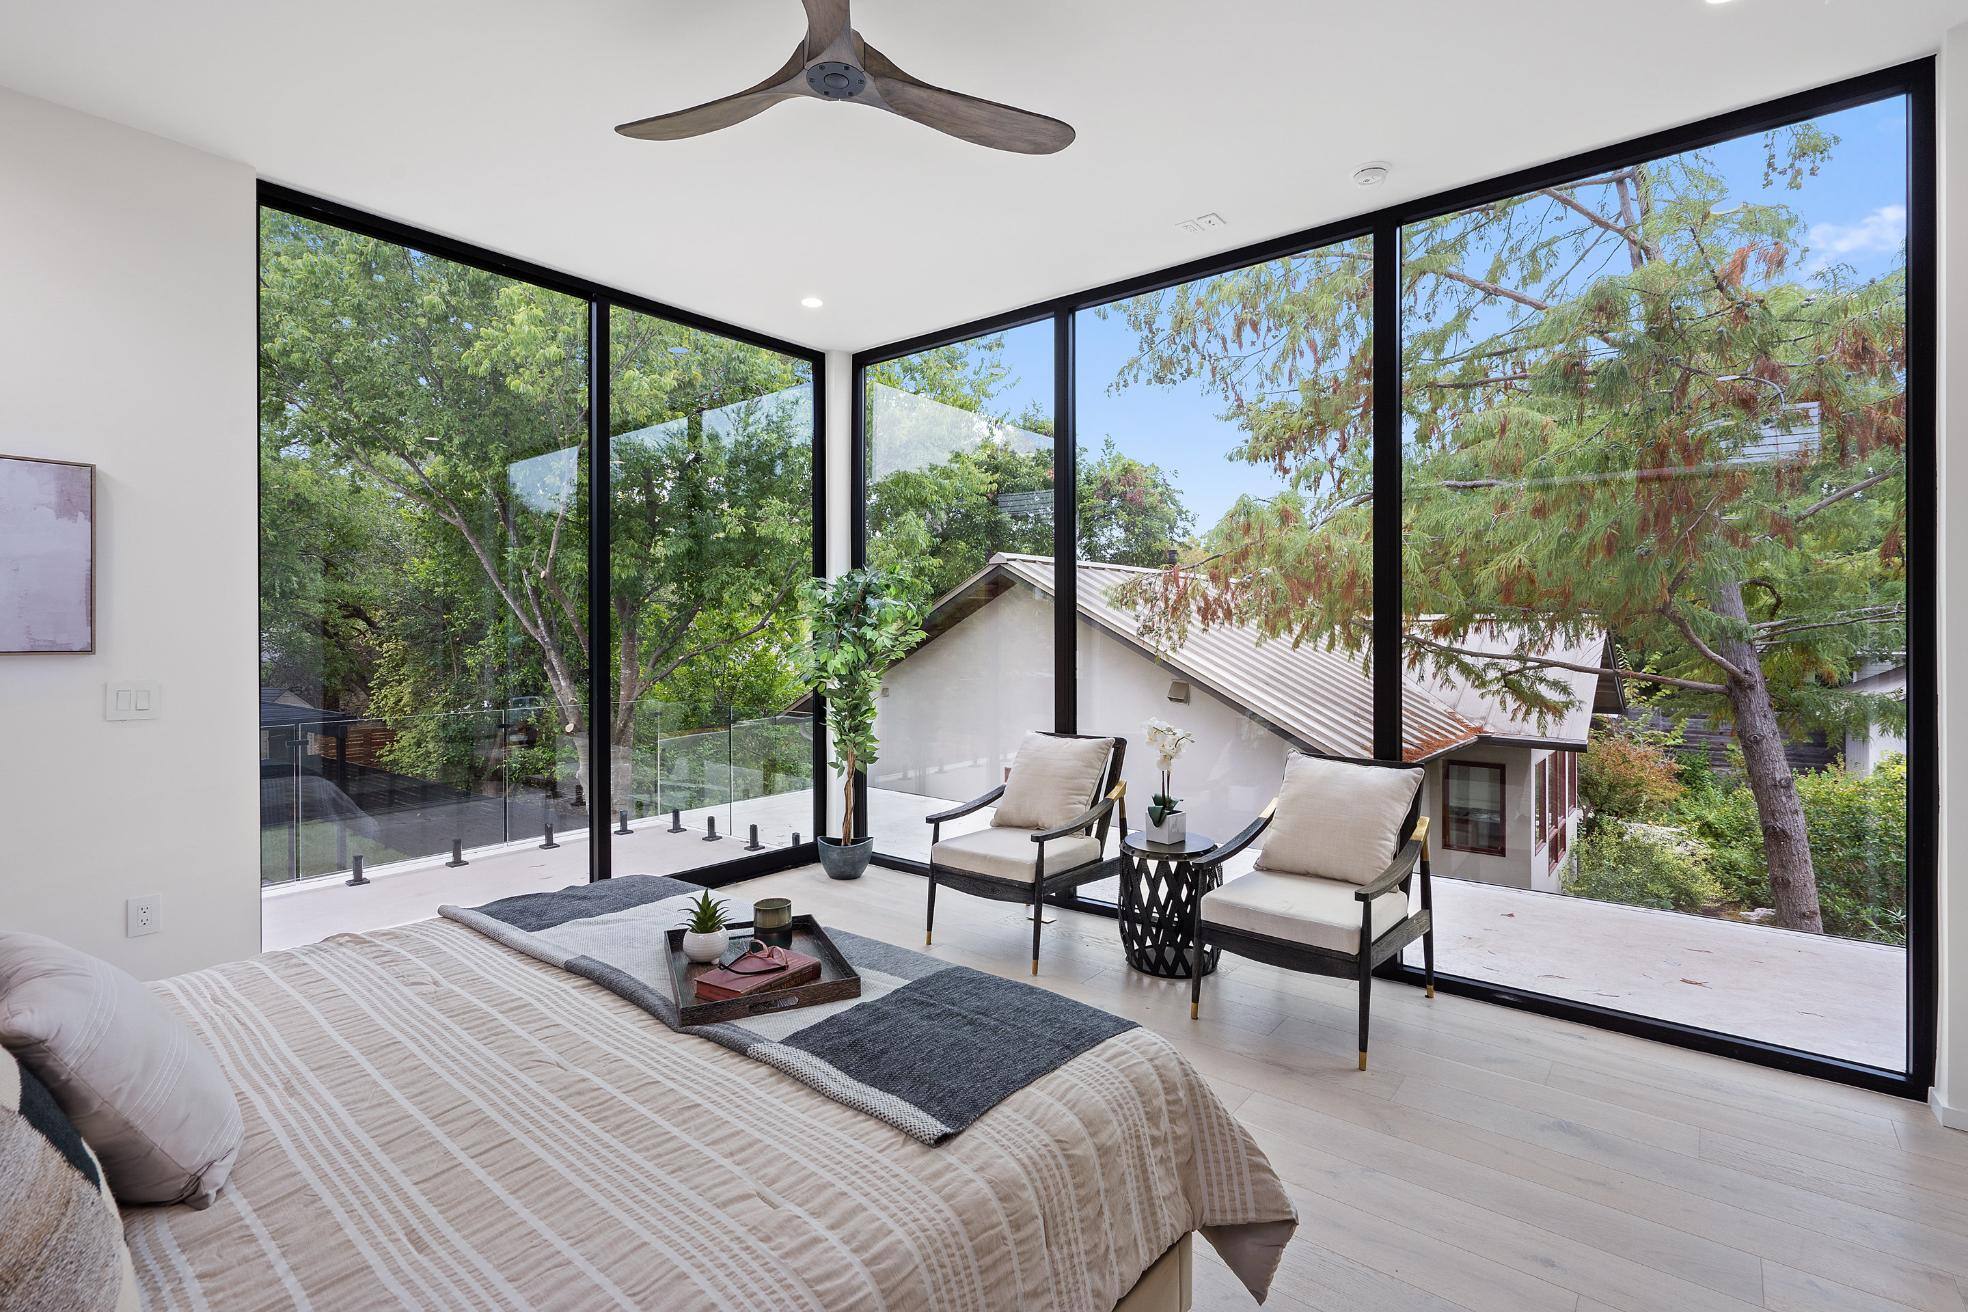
[1934,25,1968,1130]
[0,88,258,979]
[874,583,1056,808]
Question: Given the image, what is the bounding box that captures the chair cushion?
[1255,753,1423,884]
[0,931,243,1208]
[933,826,1104,884]
[1,1047,140,1310]
[990,732,1114,831]
[1200,868,1411,955]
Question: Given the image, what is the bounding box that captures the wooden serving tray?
[663,915,862,1026]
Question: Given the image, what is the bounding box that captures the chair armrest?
[1029,782,1126,843]
[1192,796,1279,869]
[924,784,1005,826]
[1354,837,1424,901]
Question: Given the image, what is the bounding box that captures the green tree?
[1107,131,1907,934]
[259,212,813,807]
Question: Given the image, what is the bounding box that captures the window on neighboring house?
[1534,758,1549,850]
[1442,761,1506,856]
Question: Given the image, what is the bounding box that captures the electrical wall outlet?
[126,896,161,938]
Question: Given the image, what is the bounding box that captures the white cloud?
[1804,204,1906,272]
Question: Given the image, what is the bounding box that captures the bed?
[123,915,1294,1311]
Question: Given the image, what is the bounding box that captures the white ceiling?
[3,0,1964,353]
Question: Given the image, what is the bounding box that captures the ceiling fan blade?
[615,46,809,141]
[801,0,852,61]
[860,41,1074,155]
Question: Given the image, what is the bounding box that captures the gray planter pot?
[817,836,875,881]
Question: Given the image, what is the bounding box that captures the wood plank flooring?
[730,866,1963,1312]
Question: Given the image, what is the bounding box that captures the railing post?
[541,818,558,850]
[447,839,468,868]
[669,808,685,833]
[616,809,632,836]
[704,816,722,842]
[745,823,764,851]
[345,853,368,887]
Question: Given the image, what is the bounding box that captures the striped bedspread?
[124,916,1295,1311]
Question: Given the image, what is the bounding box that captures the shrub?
[1565,821,1725,914]
[1668,757,1907,944]
[1579,729,1685,824]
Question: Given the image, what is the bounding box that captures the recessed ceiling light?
[1705,0,1736,6]
[1352,163,1390,188]
[800,295,824,309]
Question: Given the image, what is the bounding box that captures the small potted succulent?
[1143,717,1196,845]
[797,567,927,880]
[679,890,734,963]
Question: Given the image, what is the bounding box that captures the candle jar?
[752,897,794,948]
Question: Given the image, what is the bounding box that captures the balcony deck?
[262,785,1906,1072]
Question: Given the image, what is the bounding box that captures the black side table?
[1117,830,1219,978]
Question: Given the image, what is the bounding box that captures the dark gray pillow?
[0,1044,140,1310]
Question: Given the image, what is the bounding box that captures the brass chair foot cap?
[1426,984,1435,999]
[1189,1002,1198,1020]
[1358,1052,1368,1071]
[1030,960,1039,975]
[924,933,932,946]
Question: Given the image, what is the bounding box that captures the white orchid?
[1144,717,1195,773]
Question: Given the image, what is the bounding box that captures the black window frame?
[849,60,1937,1100]
[257,181,829,891]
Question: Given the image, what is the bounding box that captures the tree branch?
[1405,634,1728,695]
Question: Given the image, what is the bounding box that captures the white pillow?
[0,932,243,1208]
[990,732,1114,831]
[1255,754,1423,884]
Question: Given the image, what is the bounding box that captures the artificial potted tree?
[799,567,926,880]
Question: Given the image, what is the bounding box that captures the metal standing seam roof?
[959,554,1493,763]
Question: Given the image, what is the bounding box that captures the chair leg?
[1189,939,1204,1020]
[1030,885,1043,975]
[1423,923,1436,999]
[925,871,937,947]
[1357,960,1372,1071]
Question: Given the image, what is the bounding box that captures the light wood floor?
[732,865,1963,1312]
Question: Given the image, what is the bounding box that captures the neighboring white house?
[873,554,1621,894]
[1844,661,1908,777]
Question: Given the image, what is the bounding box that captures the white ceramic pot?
[1146,810,1187,845]
[681,928,729,963]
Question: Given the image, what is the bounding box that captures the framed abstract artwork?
[0,454,95,653]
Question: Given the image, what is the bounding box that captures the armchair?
[925,731,1127,974]
[1188,753,1433,1071]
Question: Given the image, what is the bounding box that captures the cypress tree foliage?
[1107,125,1908,934]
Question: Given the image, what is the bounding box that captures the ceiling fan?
[614,0,1075,155]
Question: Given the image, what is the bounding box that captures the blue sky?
[976,96,1908,538]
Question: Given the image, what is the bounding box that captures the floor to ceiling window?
[862,321,1056,863]
[258,207,591,938]
[1397,95,1912,1069]
[257,196,823,947]
[853,66,1929,1091]
[607,307,816,866]
[1070,240,1374,902]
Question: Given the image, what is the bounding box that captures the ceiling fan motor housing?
[805,60,867,100]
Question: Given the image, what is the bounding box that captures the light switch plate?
[105,681,162,721]
[126,896,161,938]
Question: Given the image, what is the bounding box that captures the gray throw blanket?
[440,875,1136,1144]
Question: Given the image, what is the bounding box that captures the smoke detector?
[1352,163,1390,188]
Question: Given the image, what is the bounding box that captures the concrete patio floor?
[261,785,1906,1071]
